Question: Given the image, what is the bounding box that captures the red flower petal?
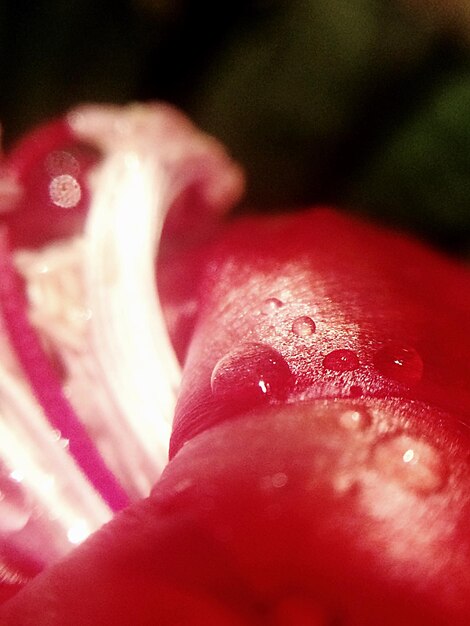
[170,208,470,455]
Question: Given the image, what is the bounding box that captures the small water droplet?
[349,385,363,398]
[371,434,447,494]
[292,316,316,337]
[49,174,81,209]
[374,344,424,385]
[323,349,360,372]
[261,297,283,314]
[339,408,371,431]
[0,469,32,535]
[211,343,293,409]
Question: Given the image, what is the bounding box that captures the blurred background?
[0,0,469,255]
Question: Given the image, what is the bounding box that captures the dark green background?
[1,0,469,255]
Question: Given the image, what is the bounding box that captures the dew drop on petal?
[339,408,371,431]
[211,343,293,408]
[0,469,32,535]
[323,349,360,372]
[349,385,363,398]
[371,434,447,494]
[49,174,82,209]
[261,297,283,314]
[292,315,316,337]
[374,344,424,385]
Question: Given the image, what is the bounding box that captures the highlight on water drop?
[338,407,371,431]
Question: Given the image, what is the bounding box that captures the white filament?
[0,362,111,556]
[16,239,160,498]
[0,103,245,564]
[83,151,179,473]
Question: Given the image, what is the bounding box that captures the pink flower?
[1,104,470,625]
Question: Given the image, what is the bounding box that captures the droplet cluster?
[335,406,448,496]
[211,297,425,416]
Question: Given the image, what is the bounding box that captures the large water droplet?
[292,315,316,337]
[339,408,371,431]
[211,343,292,409]
[261,297,283,314]
[0,469,32,535]
[49,174,81,209]
[371,434,447,494]
[323,349,360,372]
[374,344,423,385]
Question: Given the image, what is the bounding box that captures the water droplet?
[323,349,360,372]
[45,150,80,177]
[339,408,371,431]
[211,343,293,409]
[292,316,316,337]
[261,297,283,314]
[374,344,424,385]
[49,174,81,209]
[371,434,447,494]
[0,470,32,535]
[349,385,363,398]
